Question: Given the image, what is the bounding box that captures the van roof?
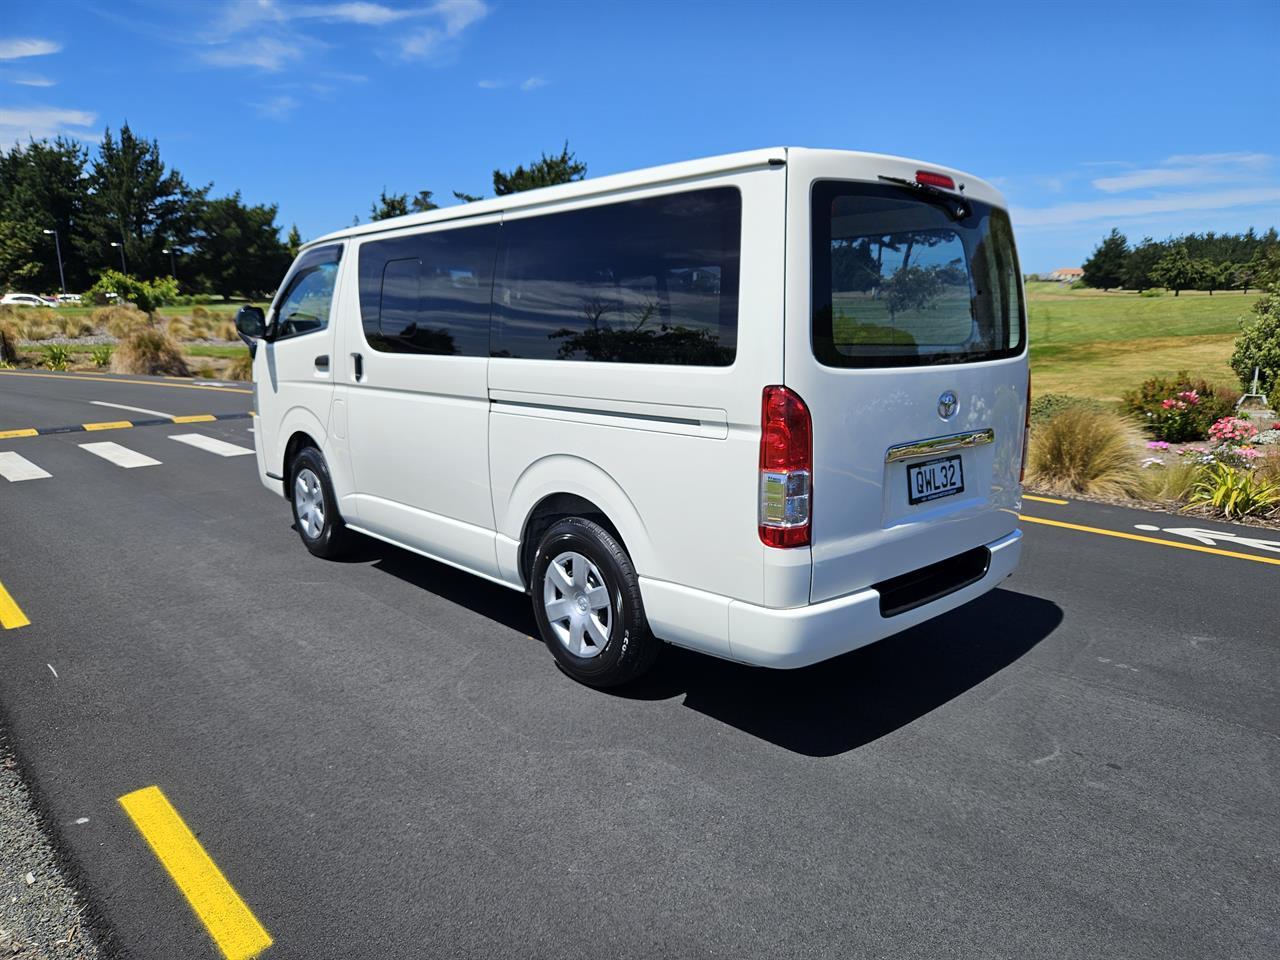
[306,146,1005,249]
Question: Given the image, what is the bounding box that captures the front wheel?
[289,446,352,559]
[531,517,660,688]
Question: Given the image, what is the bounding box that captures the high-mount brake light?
[915,170,956,190]
[759,385,812,548]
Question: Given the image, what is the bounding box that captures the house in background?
[1048,267,1084,282]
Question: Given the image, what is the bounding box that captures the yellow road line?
[1023,494,1068,505]
[0,428,39,439]
[119,786,272,960]
[173,414,218,424]
[82,420,133,432]
[0,370,251,395]
[1019,514,1280,567]
[0,580,30,629]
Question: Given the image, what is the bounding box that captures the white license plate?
[907,454,964,504]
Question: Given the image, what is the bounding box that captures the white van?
[236,148,1028,687]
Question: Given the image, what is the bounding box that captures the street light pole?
[42,228,66,296]
[109,241,126,274]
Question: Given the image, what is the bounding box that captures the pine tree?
[492,142,586,196]
[1081,228,1128,291]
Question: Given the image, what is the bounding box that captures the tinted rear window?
[492,188,741,365]
[811,181,1024,367]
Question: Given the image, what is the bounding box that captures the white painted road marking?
[89,400,175,419]
[0,451,51,482]
[80,441,161,469]
[1133,524,1280,554]
[169,434,254,457]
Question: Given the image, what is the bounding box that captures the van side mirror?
[235,305,267,348]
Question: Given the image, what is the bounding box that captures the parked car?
[237,147,1029,687]
[1,293,57,307]
[56,293,83,304]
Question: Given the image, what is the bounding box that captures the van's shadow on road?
[343,533,1062,758]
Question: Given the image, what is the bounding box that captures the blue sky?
[2,0,1278,272]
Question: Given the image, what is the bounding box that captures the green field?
[1026,281,1259,400]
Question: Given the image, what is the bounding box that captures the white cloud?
[297,2,418,24]
[1013,187,1280,229]
[14,76,57,87]
[0,106,96,144]
[0,38,61,60]
[252,94,300,119]
[477,79,503,88]
[200,36,306,71]
[399,0,488,59]
[521,75,546,91]
[1092,152,1272,193]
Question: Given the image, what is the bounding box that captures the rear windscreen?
[811,180,1025,367]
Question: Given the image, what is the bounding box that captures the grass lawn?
[1026,282,1260,400]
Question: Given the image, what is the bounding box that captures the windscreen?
[811,180,1025,367]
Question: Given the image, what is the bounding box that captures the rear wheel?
[289,446,351,559]
[531,517,660,688]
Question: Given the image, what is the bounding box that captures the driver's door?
[254,243,343,484]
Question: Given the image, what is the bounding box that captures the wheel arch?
[503,455,654,588]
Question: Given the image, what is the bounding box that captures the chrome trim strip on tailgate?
[885,428,994,463]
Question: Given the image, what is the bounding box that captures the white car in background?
[1,293,58,307]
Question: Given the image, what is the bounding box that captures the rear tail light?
[759,385,811,548]
[1020,369,1031,483]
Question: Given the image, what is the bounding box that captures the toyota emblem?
[937,391,958,419]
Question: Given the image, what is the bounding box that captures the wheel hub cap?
[294,468,325,540]
[543,551,612,659]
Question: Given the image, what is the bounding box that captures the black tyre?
[531,517,660,688]
[288,446,352,559]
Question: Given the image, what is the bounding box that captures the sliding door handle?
[314,354,330,371]
[352,353,364,381]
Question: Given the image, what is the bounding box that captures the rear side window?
[357,223,498,356]
[811,181,1024,367]
[492,187,740,365]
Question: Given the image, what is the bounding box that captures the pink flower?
[1146,440,1170,449]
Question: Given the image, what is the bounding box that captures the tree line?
[1080,227,1280,295]
[0,128,586,299]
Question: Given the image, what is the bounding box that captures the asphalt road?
[0,369,1277,959]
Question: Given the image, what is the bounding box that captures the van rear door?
[783,150,1028,604]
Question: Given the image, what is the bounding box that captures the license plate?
[907,454,964,504]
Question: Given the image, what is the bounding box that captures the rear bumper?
[641,529,1022,669]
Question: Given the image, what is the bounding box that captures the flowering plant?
[1145,440,1171,450]
[1208,416,1258,446]
[1122,372,1239,442]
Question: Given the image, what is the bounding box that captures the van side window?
[357,223,498,356]
[272,244,342,340]
[493,188,740,365]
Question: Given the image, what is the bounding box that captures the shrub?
[90,345,112,368]
[1207,416,1257,446]
[1029,393,1107,425]
[92,305,152,339]
[1121,371,1239,441]
[1139,288,1164,298]
[191,305,212,320]
[224,351,254,381]
[42,344,71,371]
[1188,462,1280,519]
[111,329,190,376]
[2,304,58,340]
[213,320,237,341]
[166,317,193,341]
[1026,407,1145,497]
[87,271,180,313]
[1230,288,1280,400]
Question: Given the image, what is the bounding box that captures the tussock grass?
[93,305,152,339]
[1026,407,1145,498]
[223,351,253,381]
[0,321,18,364]
[111,329,190,376]
[1138,460,1201,503]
